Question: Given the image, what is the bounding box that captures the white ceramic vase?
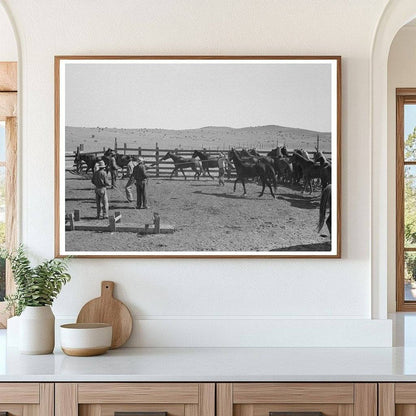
[19,306,55,354]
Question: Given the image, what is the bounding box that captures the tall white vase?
[19,306,55,354]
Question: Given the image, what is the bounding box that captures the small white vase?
[19,306,55,354]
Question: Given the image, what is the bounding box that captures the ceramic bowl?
[60,323,112,356]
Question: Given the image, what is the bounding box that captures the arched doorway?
[371,0,416,319]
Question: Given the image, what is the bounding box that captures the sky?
[405,104,416,139]
[65,60,333,132]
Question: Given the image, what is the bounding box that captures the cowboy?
[93,157,103,173]
[107,151,120,188]
[217,152,228,186]
[91,160,110,219]
[125,157,148,208]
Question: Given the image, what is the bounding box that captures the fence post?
[76,146,81,173]
[79,143,84,151]
[138,147,142,156]
[155,142,160,177]
[103,146,106,153]
[124,142,127,155]
[114,138,118,152]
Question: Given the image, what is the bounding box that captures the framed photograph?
[55,56,341,258]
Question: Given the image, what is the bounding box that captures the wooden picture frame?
[55,56,341,258]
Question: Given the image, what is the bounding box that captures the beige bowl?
[60,323,112,357]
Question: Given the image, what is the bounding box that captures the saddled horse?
[161,151,202,180]
[290,152,325,194]
[318,184,332,235]
[229,148,277,198]
[74,152,99,174]
[192,150,218,180]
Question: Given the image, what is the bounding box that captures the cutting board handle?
[101,281,115,298]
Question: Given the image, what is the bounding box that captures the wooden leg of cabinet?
[56,383,78,416]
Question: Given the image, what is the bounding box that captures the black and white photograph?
[55,57,341,257]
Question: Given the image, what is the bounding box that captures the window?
[397,89,416,310]
[0,62,17,327]
[0,121,5,301]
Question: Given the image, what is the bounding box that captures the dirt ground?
[64,170,331,253]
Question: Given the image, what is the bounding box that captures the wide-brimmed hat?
[97,160,106,169]
[138,157,145,163]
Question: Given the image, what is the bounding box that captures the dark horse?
[228,148,277,198]
[267,146,293,183]
[318,184,331,235]
[74,152,99,174]
[290,152,326,194]
[103,148,133,176]
[192,150,218,180]
[161,151,202,180]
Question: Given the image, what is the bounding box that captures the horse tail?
[318,184,331,232]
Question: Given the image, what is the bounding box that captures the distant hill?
[66,125,332,154]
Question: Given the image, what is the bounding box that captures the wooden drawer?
[56,383,215,416]
[0,383,53,416]
[217,383,377,416]
[379,383,416,416]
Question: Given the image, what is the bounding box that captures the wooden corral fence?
[66,138,331,179]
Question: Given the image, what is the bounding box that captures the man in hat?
[107,151,120,188]
[217,152,228,186]
[91,160,110,219]
[125,157,148,209]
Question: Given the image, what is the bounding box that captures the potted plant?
[1,245,71,354]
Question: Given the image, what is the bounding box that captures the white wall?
[387,25,416,312]
[0,0,393,346]
[0,4,17,61]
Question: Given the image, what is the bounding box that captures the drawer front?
[56,383,215,416]
[218,383,376,416]
[0,383,53,416]
[379,383,416,416]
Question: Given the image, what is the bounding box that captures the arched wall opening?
[371,0,416,320]
[0,2,17,61]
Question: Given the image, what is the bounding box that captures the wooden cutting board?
[76,281,133,349]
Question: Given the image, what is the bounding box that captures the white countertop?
[1,328,416,382]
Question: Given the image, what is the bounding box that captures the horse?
[281,145,290,157]
[290,152,324,194]
[267,147,282,159]
[103,148,133,177]
[299,149,311,160]
[267,147,294,183]
[275,158,293,183]
[161,151,202,180]
[314,150,328,165]
[192,150,218,180]
[313,151,332,188]
[318,184,332,235]
[229,148,277,198]
[73,152,99,174]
